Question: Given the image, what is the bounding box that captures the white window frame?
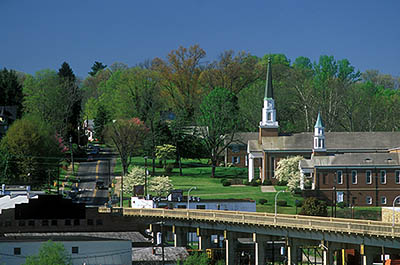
[337,171,343,185]
[232,156,240,164]
[396,170,400,184]
[366,170,372,184]
[381,196,387,205]
[366,196,372,205]
[351,170,357,184]
[380,170,386,184]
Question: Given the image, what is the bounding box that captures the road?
[73,147,116,206]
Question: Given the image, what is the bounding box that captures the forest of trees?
[1,44,399,185]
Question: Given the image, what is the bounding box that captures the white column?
[248,155,254,182]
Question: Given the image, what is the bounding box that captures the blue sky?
[1,0,399,78]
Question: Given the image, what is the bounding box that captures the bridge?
[116,208,400,265]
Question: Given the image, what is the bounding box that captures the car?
[96,180,107,190]
[87,145,100,155]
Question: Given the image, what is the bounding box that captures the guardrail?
[118,208,400,238]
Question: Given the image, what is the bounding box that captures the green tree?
[197,87,239,178]
[180,253,210,265]
[0,68,24,118]
[104,118,148,206]
[0,115,62,187]
[24,240,71,265]
[299,197,328,217]
[58,62,81,143]
[155,144,176,168]
[89,61,107,76]
[93,104,111,142]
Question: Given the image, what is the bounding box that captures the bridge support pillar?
[173,225,187,247]
[224,230,237,265]
[287,238,299,265]
[253,233,267,265]
[198,228,212,250]
[361,245,380,265]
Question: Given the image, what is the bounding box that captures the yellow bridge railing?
[103,208,400,238]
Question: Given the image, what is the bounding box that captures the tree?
[299,197,328,217]
[93,104,111,142]
[153,44,206,120]
[200,50,262,95]
[197,87,239,178]
[155,144,176,168]
[104,118,148,206]
[23,69,80,141]
[0,115,62,187]
[88,61,107,76]
[58,62,81,143]
[24,240,71,265]
[275,156,303,192]
[149,175,173,197]
[180,252,210,265]
[0,68,24,118]
[123,166,146,195]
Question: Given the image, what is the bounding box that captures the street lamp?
[392,195,400,227]
[144,156,148,197]
[274,190,285,218]
[187,186,197,209]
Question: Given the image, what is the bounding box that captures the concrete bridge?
[115,208,400,265]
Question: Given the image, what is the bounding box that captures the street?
[73,147,116,206]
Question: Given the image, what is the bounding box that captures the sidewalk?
[260,186,276,192]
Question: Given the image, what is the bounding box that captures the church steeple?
[264,58,273,100]
[313,112,326,153]
[259,58,279,141]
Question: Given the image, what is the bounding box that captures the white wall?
[0,240,132,265]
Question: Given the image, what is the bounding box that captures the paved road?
[73,147,115,206]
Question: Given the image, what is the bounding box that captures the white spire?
[313,112,326,152]
[260,58,278,128]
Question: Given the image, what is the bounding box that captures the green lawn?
[114,157,303,214]
[113,157,381,219]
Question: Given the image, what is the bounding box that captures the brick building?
[247,58,400,206]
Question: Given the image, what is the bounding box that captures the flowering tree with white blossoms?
[123,166,146,194]
[150,176,173,197]
[275,156,303,193]
[123,166,174,197]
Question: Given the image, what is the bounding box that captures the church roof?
[300,152,400,168]
[248,132,400,153]
[314,112,324,128]
[264,58,273,100]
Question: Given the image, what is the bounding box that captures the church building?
[247,59,400,206]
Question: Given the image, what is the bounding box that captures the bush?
[250,178,261,186]
[226,163,234,168]
[277,200,287,206]
[259,199,267,205]
[295,199,303,208]
[277,180,288,186]
[220,178,227,183]
[337,202,347,208]
[243,180,249,185]
[222,179,231,186]
[230,178,243,185]
[299,197,328,217]
[262,179,272,186]
[165,163,174,173]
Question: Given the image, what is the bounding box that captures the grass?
[113,157,382,219]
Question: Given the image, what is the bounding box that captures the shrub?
[220,178,227,184]
[337,202,347,208]
[226,163,234,168]
[299,197,328,217]
[277,200,287,206]
[295,199,303,208]
[263,179,272,186]
[230,178,243,185]
[259,199,267,205]
[165,163,174,173]
[243,180,249,185]
[222,179,231,186]
[277,180,288,186]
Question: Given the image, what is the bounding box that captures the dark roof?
[249,132,400,152]
[5,232,150,243]
[226,132,258,146]
[300,152,400,168]
[132,247,189,262]
[0,235,128,242]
